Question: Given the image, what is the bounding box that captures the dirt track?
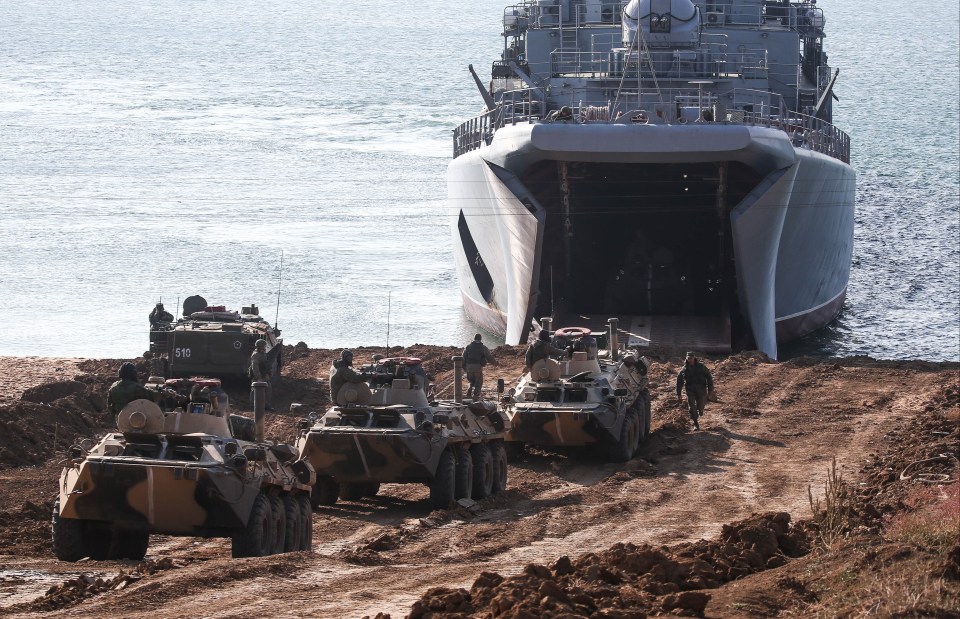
[0,347,956,618]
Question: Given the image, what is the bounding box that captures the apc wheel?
[109,529,149,561]
[471,443,494,499]
[281,495,301,553]
[639,392,651,439]
[296,494,313,551]
[232,493,273,558]
[429,449,457,508]
[52,500,87,562]
[490,441,508,494]
[268,496,286,555]
[83,523,113,561]
[610,410,639,463]
[454,446,473,500]
[339,482,367,501]
[363,482,380,498]
[311,475,340,507]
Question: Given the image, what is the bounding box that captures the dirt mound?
[408,512,813,618]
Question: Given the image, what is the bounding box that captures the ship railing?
[555,48,767,81]
[453,88,850,164]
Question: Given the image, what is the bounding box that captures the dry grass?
[808,458,852,547]
[885,480,960,550]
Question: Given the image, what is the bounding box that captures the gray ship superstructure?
[449,0,854,358]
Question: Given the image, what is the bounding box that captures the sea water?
[0,0,957,360]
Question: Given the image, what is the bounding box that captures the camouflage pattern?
[504,328,652,462]
[148,296,282,380]
[55,397,314,560]
[297,356,510,508]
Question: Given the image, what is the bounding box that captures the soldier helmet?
[538,329,552,342]
[118,362,138,381]
[255,339,267,349]
[474,333,482,341]
[685,351,696,358]
[340,349,353,362]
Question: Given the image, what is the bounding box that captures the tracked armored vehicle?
[296,356,510,509]
[148,295,282,381]
[53,384,314,561]
[504,319,651,462]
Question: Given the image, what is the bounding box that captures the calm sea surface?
[0,0,957,360]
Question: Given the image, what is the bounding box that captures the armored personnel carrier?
[148,295,282,381]
[296,356,510,509]
[53,384,314,561]
[503,319,651,462]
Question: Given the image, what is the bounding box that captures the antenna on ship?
[275,250,283,328]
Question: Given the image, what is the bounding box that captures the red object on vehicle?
[554,326,592,338]
[380,357,422,366]
[205,305,226,312]
[190,377,222,388]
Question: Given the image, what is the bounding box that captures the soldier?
[107,362,157,415]
[149,302,174,325]
[524,329,566,370]
[676,351,714,431]
[250,339,275,411]
[462,333,497,399]
[329,350,370,402]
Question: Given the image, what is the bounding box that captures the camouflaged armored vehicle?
[296,356,510,509]
[503,319,651,462]
[53,382,314,560]
[148,295,282,381]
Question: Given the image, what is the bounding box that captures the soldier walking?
[250,339,275,411]
[676,351,714,431]
[462,333,497,399]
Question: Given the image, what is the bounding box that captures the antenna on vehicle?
[275,250,283,328]
[386,290,391,353]
[175,296,180,320]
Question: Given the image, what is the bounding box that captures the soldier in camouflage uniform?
[676,351,714,431]
[107,362,157,415]
[249,339,275,411]
[524,329,567,370]
[329,350,371,402]
[462,333,497,399]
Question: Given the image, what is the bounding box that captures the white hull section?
[449,122,855,358]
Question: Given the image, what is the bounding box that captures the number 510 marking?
[175,347,192,358]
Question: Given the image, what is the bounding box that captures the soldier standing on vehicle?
[329,350,370,402]
[107,362,157,415]
[250,339,275,411]
[462,333,498,399]
[149,302,174,326]
[676,351,714,431]
[524,329,567,371]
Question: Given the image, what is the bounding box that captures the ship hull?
[449,122,855,359]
